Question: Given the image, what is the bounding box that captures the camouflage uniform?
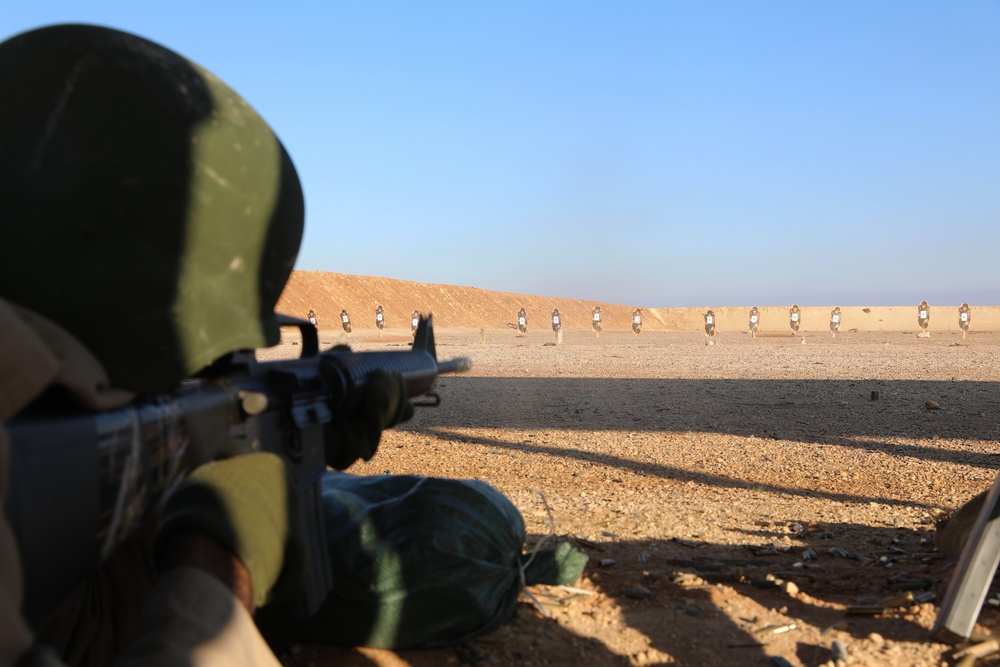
[0,23,302,666]
[0,301,280,667]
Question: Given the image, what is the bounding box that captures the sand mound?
[277,271,997,334]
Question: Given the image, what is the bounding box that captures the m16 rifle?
[5,314,470,626]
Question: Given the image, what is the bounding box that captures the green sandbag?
[266,472,587,649]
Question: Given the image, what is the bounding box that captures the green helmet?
[0,24,304,394]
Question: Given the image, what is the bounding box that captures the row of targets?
[311,305,643,339]
[703,302,974,338]
[919,301,974,338]
[705,305,812,338]
[308,301,974,340]
[305,306,422,338]
[514,306,646,336]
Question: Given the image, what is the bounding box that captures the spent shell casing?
[755,623,796,634]
[879,592,914,607]
[846,605,885,615]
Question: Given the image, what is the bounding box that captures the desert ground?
[263,273,1000,667]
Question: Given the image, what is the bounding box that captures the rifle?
[5,314,471,627]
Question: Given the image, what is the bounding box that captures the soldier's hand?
[323,367,415,470]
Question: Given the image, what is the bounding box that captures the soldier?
[592,306,602,336]
[748,306,760,337]
[830,306,842,338]
[375,305,385,336]
[551,308,562,344]
[411,309,421,338]
[789,304,801,334]
[340,309,352,335]
[0,24,410,667]
[632,308,642,335]
[307,309,317,327]
[704,310,716,338]
[517,307,527,335]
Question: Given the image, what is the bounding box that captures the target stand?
[934,471,1000,644]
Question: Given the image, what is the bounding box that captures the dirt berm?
[278,271,998,334]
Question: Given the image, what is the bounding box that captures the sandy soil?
[258,321,1000,667]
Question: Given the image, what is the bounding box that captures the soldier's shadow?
[270,611,629,667]
[549,522,966,667]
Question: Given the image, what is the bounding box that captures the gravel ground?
[265,327,1000,667]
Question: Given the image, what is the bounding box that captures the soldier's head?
[0,24,304,393]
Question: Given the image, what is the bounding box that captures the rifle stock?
[5,314,469,627]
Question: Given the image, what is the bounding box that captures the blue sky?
[6,3,999,307]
